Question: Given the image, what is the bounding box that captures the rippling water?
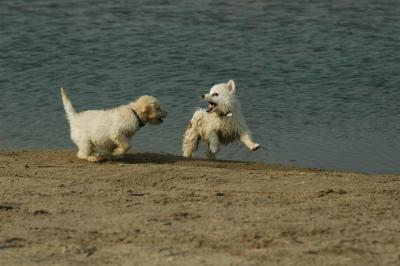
[1,0,399,174]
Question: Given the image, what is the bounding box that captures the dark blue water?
[1,0,400,174]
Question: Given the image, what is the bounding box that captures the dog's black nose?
[201,94,205,99]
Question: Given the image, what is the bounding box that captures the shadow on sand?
[111,152,184,164]
[107,152,308,172]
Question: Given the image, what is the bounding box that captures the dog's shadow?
[108,152,264,170]
[108,152,238,166]
[100,152,304,172]
[110,152,183,164]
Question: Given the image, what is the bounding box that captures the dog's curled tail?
[60,87,76,120]
[182,121,200,158]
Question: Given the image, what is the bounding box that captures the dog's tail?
[60,87,76,120]
[182,121,200,158]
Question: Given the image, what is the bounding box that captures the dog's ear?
[143,104,154,116]
[226,80,236,93]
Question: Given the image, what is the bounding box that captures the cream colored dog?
[61,88,167,162]
[182,80,260,159]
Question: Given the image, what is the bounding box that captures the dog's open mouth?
[206,101,217,113]
[158,114,167,123]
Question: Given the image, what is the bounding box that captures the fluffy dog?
[182,80,260,159]
[61,88,167,162]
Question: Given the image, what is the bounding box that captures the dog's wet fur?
[61,88,167,162]
[182,80,260,159]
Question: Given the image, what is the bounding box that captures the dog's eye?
[212,93,219,97]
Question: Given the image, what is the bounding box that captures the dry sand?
[0,150,399,265]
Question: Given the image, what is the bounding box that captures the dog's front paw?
[112,150,126,157]
[206,151,217,160]
[183,153,191,158]
[251,143,261,151]
[209,143,219,154]
[210,147,219,154]
[87,155,105,162]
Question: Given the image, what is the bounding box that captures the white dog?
[182,80,260,159]
[61,88,167,162]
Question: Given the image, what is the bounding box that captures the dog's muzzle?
[202,95,217,113]
[158,111,168,123]
[206,102,217,113]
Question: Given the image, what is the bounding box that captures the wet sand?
[0,150,399,265]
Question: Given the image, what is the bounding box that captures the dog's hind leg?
[240,133,260,151]
[76,140,103,162]
[76,140,91,160]
[206,148,216,160]
[112,136,131,157]
[206,131,219,159]
[182,122,200,158]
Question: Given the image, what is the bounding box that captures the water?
[1,0,399,174]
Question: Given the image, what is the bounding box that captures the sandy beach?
[0,150,399,265]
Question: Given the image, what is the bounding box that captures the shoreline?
[1,148,386,175]
[1,150,399,265]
